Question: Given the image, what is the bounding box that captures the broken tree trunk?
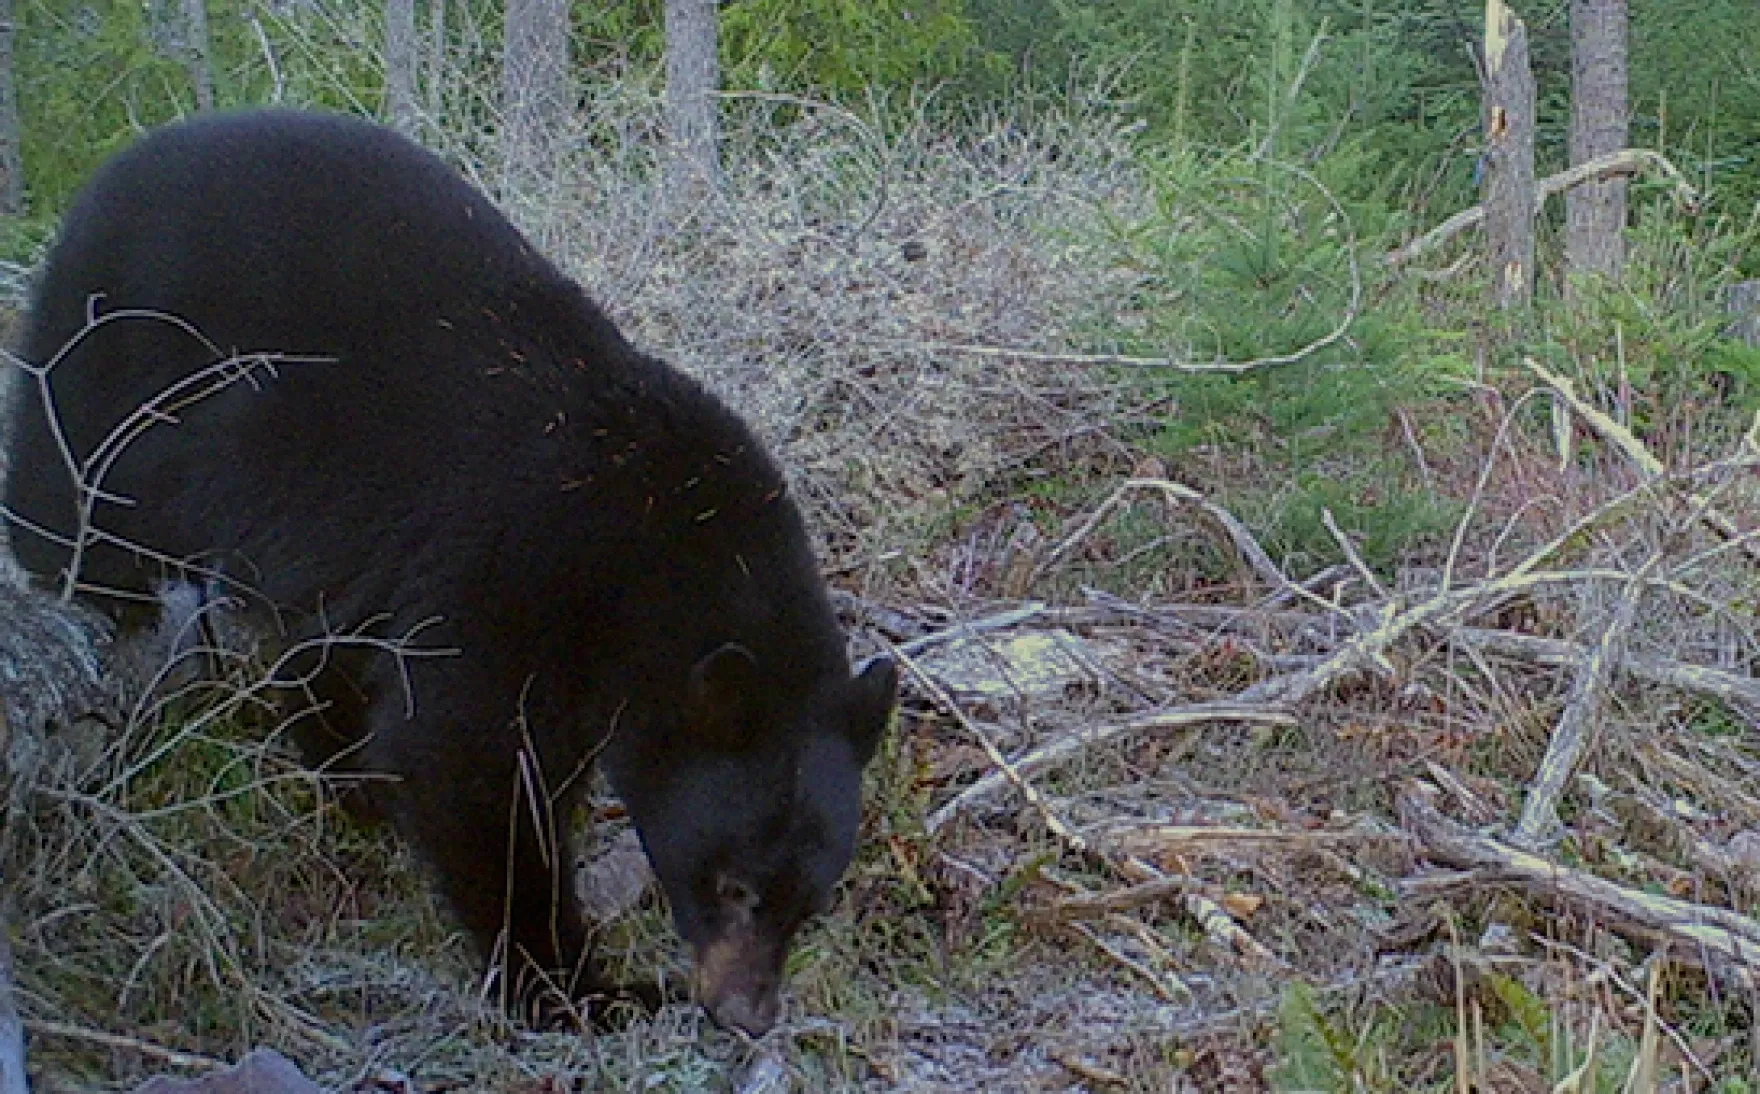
[1483,0,1536,309]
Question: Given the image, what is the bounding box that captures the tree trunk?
[385,0,418,136]
[663,0,722,213]
[500,0,570,176]
[1724,280,1760,348]
[0,0,23,217]
[426,0,448,123]
[1482,0,1535,310]
[182,0,216,110]
[1565,0,1628,284]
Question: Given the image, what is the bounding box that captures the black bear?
[3,108,897,1036]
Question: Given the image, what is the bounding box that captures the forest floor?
[5,97,1760,1091]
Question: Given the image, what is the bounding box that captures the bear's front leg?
[366,716,640,1023]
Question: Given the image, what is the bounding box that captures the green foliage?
[967,0,1760,231]
[13,0,397,230]
[721,0,978,94]
[570,0,980,98]
[1485,972,1555,1072]
[1533,203,1760,465]
[1271,981,1351,1090]
[1629,0,1760,256]
[1076,141,1460,572]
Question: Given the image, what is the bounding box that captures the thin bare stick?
[1387,148,1699,267]
[1238,565,1706,706]
[1046,876,1190,921]
[1400,791,1760,991]
[1094,823,1356,861]
[895,602,1049,659]
[1525,357,1760,565]
[1448,626,1760,716]
[905,641,1283,967]
[1071,922,1186,1003]
[1031,478,1305,605]
[893,643,1089,854]
[25,1019,225,1072]
[1181,889,1279,966]
[925,702,1297,834]
[1533,938,1714,1085]
[1510,558,1653,849]
[1320,506,1389,600]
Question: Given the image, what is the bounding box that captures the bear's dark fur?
[3,109,897,1035]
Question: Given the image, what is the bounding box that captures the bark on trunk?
[1483,0,1536,310]
[0,0,22,217]
[500,0,571,175]
[1566,0,1629,283]
[385,0,418,136]
[426,0,448,122]
[663,0,722,213]
[182,0,216,110]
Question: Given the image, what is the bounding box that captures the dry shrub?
[492,85,1158,590]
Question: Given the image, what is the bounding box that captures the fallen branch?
[1400,790,1760,991]
[1238,565,1702,706]
[904,642,1283,969]
[1094,823,1357,863]
[924,701,1297,834]
[1449,627,1760,720]
[1032,479,1307,607]
[1072,921,1189,1004]
[894,643,1089,854]
[1511,559,1652,849]
[894,602,1049,659]
[1525,357,1760,566]
[24,1019,226,1072]
[1387,148,1699,267]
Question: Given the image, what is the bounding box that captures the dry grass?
[4,79,1759,1092]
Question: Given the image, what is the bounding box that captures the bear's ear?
[845,656,899,766]
[685,642,761,751]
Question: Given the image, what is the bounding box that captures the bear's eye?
[716,874,759,912]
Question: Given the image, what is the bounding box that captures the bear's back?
[3,109,812,665]
[29,110,569,350]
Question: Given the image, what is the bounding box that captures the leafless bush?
[488,85,1159,586]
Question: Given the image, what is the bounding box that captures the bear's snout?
[692,931,784,1036]
[703,981,781,1037]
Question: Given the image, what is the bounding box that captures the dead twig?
[1387,148,1699,267]
[1510,557,1654,850]
[1032,479,1306,606]
[1320,507,1389,601]
[1237,565,1703,706]
[1449,626,1760,723]
[894,602,1049,659]
[893,643,1090,855]
[1093,823,1356,863]
[25,1019,226,1072]
[1525,357,1760,566]
[1045,876,1191,922]
[904,638,1284,969]
[924,701,1297,834]
[1400,790,1760,991]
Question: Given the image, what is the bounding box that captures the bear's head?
[627,644,898,1036]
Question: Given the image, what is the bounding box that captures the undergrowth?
[4,54,1759,1092]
